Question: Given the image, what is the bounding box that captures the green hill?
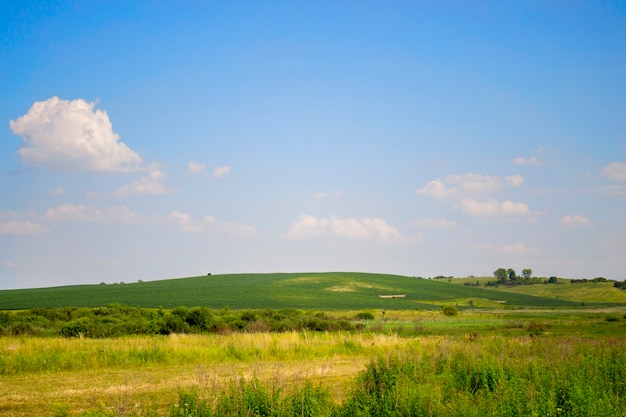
[0,272,582,310]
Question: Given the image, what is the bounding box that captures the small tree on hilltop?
[494,268,508,284]
[507,268,517,281]
[522,268,532,280]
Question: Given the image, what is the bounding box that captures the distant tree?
[494,268,508,283]
[592,277,608,283]
[507,268,517,281]
[548,276,558,284]
[522,269,532,279]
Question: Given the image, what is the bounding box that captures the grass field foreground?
[2,308,626,416]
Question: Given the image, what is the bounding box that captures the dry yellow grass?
[0,332,419,416]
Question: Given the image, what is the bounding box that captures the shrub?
[442,306,459,317]
[354,311,375,320]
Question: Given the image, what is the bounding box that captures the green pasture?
[0,272,584,310]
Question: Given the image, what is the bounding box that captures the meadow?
[1,273,626,416]
[2,307,626,416]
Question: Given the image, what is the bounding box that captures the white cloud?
[460,198,530,216]
[10,97,142,172]
[459,198,501,216]
[3,261,18,268]
[513,156,540,165]
[51,186,65,196]
[417,174,505,199]
[169,211,258,237]
[501,200,530,215]
[283,214,407,243]
[446,173,502,194]
[416,180,456,198]
[114,169,175,197]
[212,166,231,178]
[505,174,524,187]
[170,211,205,234]
[45,204,146,225]
[188,161,206,175]
[313,190,341,199]
[0,220,49,235]
[500,243,538,255]
[410,217,458,229]
[602,162,626,181]
[561,214,590,227]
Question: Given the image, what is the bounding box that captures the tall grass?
[3,333,626,416]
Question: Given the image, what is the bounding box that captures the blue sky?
[1,1,625,289]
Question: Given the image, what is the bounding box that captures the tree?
[507,268,517,281]
[548,276,558,284]
[522,268,532,279]
[494,268,508,283]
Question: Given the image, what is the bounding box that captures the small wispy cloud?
[114,168,175,197]
[51,186,65,196]
[602,162,626,181]
[410,217,458,229]
[212,166,231,179]
[513,156,541,166]
[460,198,530,217]
[0,220,49,235]
[188,161,206,175]
[417,173,509,199]
[505,174,524,187]
[561,214,590,227]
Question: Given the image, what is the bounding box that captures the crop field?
[0,272,592,310]
[1,273,626,416]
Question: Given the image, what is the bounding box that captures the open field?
[2,307,626,416]
[2,273,626,415]
[0,272,602,310]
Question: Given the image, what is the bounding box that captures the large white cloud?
[9,97,142,172]
[283,214,407,243]
[602,162,626,181]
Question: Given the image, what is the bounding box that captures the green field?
[2,272,626,416]
[0,272,596,310]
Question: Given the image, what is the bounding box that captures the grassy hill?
[0,272,585,310]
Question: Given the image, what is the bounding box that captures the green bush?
[354,311,375,320]
[442,305,459,316]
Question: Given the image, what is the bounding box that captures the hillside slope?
[0,272,582,310]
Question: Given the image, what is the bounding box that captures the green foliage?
[0,305,363,338]
[442,305,459,316]
[354,311,375,320]
[494,268,508,283]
